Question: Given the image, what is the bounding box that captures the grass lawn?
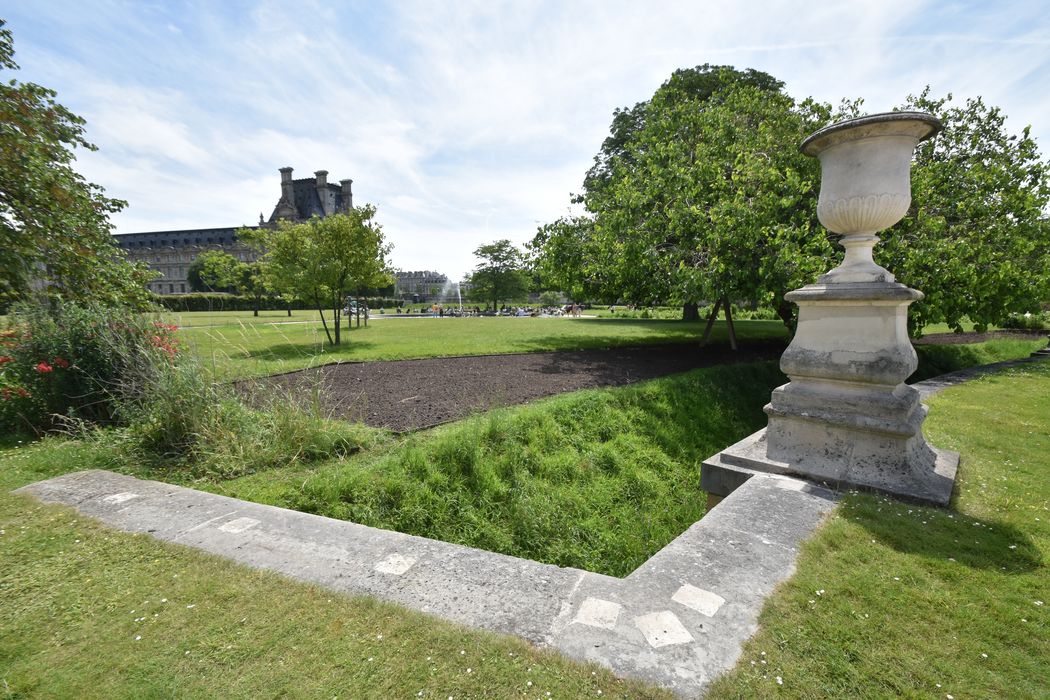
[1,342,1047,697]
[160,308,330,327]
[179,315,789,379]
[709,361,1050,698]
[0,447,668,700]
[172,310,1045,381]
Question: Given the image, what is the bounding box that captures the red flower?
[0,356,12,364]
[34,361,53,373]
[53,357,70,368]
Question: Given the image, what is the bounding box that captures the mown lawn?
[177,316,788,379]
[710,361,1050,698]
[0,458,668,699]
[1,341,1046,697]
[172,311,1044,381]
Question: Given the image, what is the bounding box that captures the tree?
[246,208,392,345]
[534,63,1050,336]
[466,239,529,309]
[0,21,154,309]
[187,250,239,293]
[234,261,268,317]
[884,89,1050,333]
[532,65,836,329]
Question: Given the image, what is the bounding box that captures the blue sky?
[5,1,1049,280]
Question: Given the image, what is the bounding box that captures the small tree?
[234,261,268,317]
[187,250,239,293]
[467,239,529,309]
[248,208,392,346]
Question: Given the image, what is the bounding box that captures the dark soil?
[237,341,787,432]
[236,330,1047,432]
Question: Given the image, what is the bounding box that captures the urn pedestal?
[702,112,959,506]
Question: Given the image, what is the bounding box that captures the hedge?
[150,294,402,313]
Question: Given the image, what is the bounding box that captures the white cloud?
[5,0,1048,280]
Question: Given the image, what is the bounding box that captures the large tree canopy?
[531,65,836,323]
[245,208,392,345]
[882,89,1050,333]
[187,250,239,293]
[531,64,1050,334]
[0,21,153,308]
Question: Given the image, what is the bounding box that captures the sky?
[4,1,1049,281]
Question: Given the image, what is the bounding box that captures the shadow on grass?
[506,322,789,355]
[238,340,380,363]
[845,495,1042,573]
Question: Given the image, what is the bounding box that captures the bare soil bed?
[238,341,786,432]
[237,330,1046,432]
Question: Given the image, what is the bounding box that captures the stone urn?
[802,112,942,284]
[702,111,959,506]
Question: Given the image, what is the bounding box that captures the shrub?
[0,303,179,432]
[107,366,384,479]
[1000,311,1049,331]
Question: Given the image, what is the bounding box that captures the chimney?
[340,178,354,211]
[279,166,294,204]
[315,170,330,215]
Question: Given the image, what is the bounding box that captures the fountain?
[703,112,959,505]
[438,279,463,314]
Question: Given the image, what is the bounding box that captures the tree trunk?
[775,295,797,334]
[253,294,259,317]
[314,293,333,345]
[682,302,699,322]
[334,294,342,346]
[723,297,738,351]
[699,298,723,346]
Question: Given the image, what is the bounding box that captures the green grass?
[175,311,1045,381]
[0,461,668,699]
[911,337,1046,381]
[208,361,785,577]
[160,308,330,327]
[180,315,789,379]
[1,340,1047,697]
[709,361,1050,698]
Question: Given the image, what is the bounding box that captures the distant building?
[112,168,354,294]
[394,271,450,300]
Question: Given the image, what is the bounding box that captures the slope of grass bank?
[211,361,784,577]
[709,361,1050,698]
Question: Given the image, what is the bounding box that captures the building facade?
[394,271,449,300]
[113,168,354,294]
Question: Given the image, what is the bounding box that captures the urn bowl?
[801,112,941,235]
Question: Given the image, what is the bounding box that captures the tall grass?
[216,361,786,576]
[99,361,387,480]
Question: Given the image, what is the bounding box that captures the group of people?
[373,303,589,317]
